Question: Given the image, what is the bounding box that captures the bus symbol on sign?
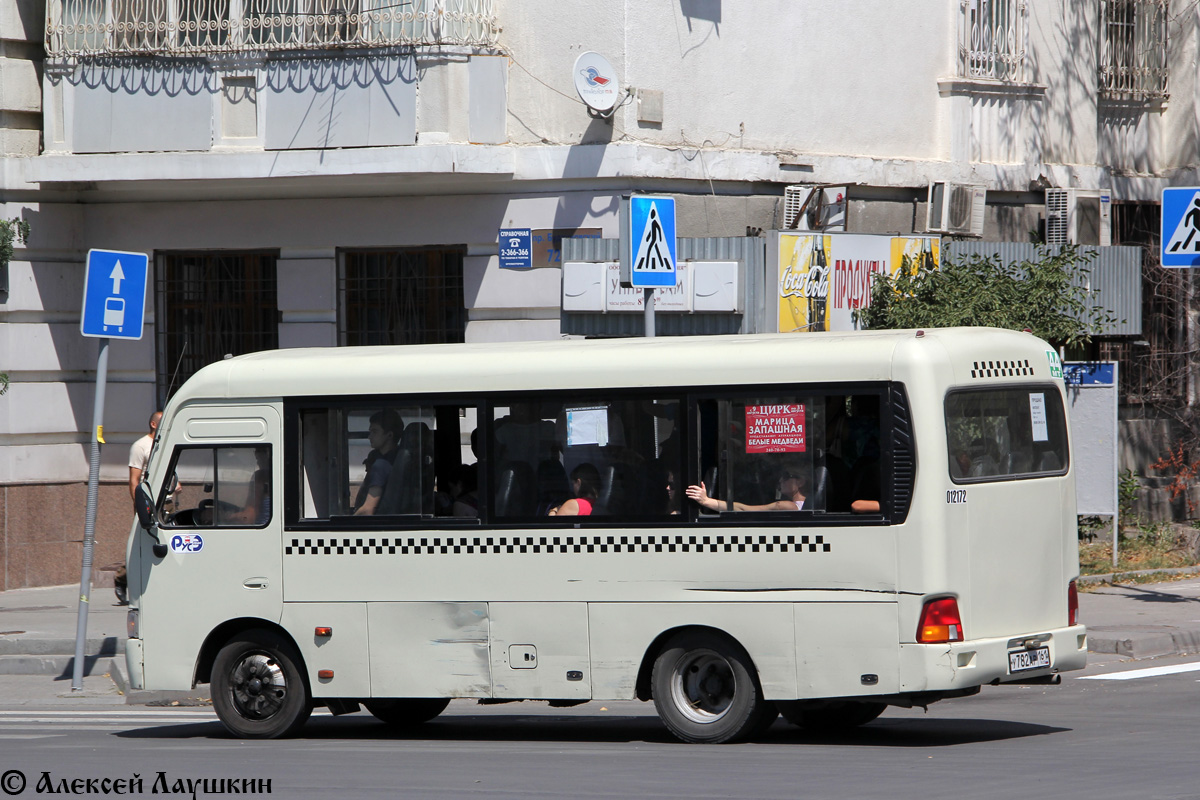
[170,533,204,553]
[103,297,125,330]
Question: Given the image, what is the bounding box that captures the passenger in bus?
[449,463,479,517]
[685,467,808,512]
[547,462,601,516]
[353,409,403,516]
[227,448,271,525]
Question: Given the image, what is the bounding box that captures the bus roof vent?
[969,359,1034,379]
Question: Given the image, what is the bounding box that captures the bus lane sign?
[745,405,806,453]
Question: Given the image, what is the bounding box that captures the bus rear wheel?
[777,699,886,731]
[651,632,772,744]
[364,698,451,729]
[211,630,312,739]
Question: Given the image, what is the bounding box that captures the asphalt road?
[0,652,1193,800]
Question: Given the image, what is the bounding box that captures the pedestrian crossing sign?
[626,195,677,287]
[1161,187,1200,267]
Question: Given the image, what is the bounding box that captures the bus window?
[492,397,681,519]
[299,402,477,520]
[160,445,270,528]
[701,392,882,515]
[945,387,1069,482]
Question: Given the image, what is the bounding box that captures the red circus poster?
[745,405,806,453]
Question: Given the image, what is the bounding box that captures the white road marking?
[0,734,64,739]
[1077,662,1200,681]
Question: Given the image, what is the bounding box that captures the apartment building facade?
[0,0,1195,587]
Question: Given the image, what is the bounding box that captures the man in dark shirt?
[354,410,402,515]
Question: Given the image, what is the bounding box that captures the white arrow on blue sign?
[80,249,149,340]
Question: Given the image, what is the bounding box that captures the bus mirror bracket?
[134,484,169,558]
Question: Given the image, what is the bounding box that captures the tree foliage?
[853,245,1114,349]
[0,217,30,396]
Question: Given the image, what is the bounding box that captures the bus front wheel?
[211,630,312,739]
[364,698,451,729]
[651,632,773,744]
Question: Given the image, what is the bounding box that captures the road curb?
[1079,566,1200,586]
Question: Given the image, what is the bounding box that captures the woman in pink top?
[548,463,601,516]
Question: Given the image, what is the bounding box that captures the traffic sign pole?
[72,337,109,692]
[644,288,655,338]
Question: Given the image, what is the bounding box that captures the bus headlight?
[127,608,139,640]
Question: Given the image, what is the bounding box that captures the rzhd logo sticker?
[170,533,204,553]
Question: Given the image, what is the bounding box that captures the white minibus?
[127,328,1086,743]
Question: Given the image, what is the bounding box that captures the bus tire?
[776,699,886,731]
[651,631,772,744]
[364,698,451,729]
[211,630,312,739]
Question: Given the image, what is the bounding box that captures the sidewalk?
[0,583,207,706]
[2,578,1200,706]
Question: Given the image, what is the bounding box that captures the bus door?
[141,406,283,688]
[946,387,1071,638]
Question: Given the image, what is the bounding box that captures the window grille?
[339,247,466,347]
[1098,203,1189,405]
[155,251,279,404]
[1099,0,1169,101]
[959,0,1027,83]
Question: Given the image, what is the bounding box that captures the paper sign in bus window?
[745,405,806,453]
[567,407,609,447]
[1029,393,1049,442]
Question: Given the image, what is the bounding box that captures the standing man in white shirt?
[118,410,162,605]
[128,410,162,499]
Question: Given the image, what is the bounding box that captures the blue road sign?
[498,228,533,270]
[629,196,677,287]
[81,249,149,339]
[1161,187,1200,267]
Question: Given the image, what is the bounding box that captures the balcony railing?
[46,0,497,57]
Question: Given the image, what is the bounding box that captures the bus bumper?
[125,638,145,691]
[901,624,1087,691]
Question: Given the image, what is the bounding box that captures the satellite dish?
[573,51,621,113]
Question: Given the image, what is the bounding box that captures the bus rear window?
[945,387,1068,482]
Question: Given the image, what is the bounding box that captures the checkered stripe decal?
[970,358,1033,379]
[286,534,831,556]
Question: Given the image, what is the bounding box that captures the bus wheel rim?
[670,649,735,724]
[229,653,287,721]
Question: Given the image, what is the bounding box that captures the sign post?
[620,195,677,337]
[73,249,149,691]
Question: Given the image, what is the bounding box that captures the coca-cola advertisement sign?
[745,405,806,453]
[777,233,940,333]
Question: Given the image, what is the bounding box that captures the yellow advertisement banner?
[778,233,939,333]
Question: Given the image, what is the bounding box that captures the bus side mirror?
[134,484,169,558]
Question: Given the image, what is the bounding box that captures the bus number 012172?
[946,489,967,505]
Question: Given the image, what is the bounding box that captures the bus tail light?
[917,597,964,643]
[1068,580,1079,626]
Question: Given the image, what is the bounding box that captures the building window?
[959,0,1027,83]
[1098,203,1188,405]
[155,251,278,404]
[339,247,467,347]
[1100,0,1169,102]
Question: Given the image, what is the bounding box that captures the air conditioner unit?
[1045,188,1112,246]
[927,182,987,237]
[783,185,808,229]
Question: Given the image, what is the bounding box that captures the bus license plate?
[1008,646,1051,673]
